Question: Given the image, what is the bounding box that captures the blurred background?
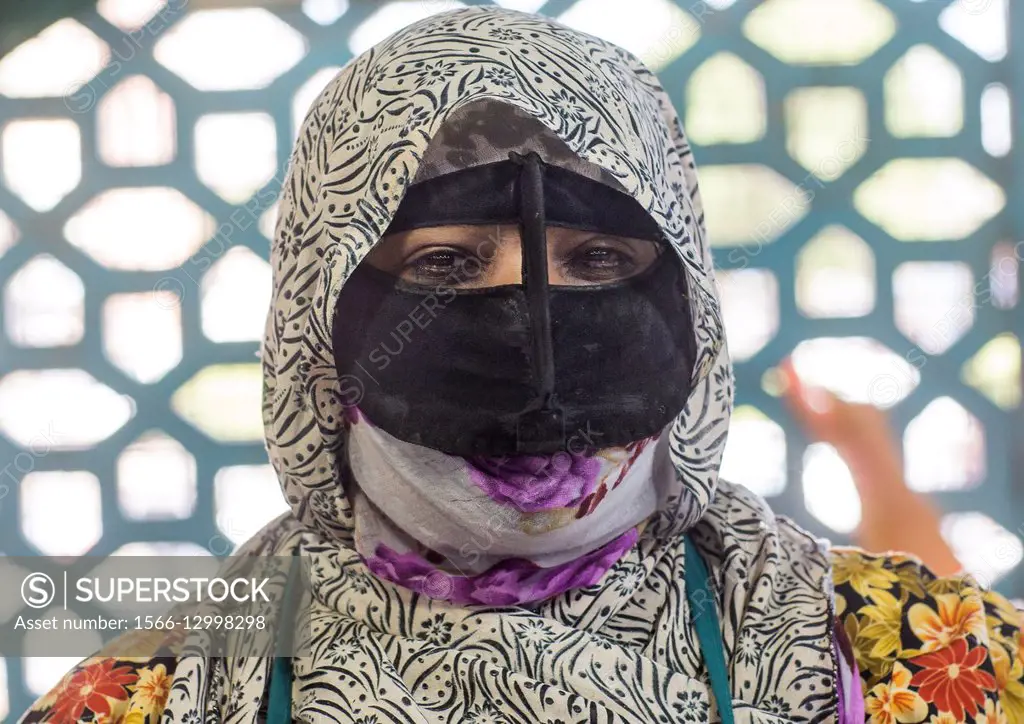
[0,0,1020,716]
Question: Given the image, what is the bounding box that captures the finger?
[801,383,835,416]
[779,357,803,404]
[780,358,829,414]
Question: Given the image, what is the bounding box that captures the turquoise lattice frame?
[0,0,1021,717]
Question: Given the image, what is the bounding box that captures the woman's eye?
[404,249,473,283]
[566,245,637,282]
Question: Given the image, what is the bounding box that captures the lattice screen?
[0,0,1020,717]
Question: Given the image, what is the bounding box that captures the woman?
[23,7,1023,723]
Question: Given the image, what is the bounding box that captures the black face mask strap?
[510,151,565,453]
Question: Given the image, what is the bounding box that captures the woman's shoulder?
[830,546,1024,722]
[18,628,180,724]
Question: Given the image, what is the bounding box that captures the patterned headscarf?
[162,8,839,722]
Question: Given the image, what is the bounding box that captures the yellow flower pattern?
[832,546,901,597]
[865,661,928,724]
[861,589,906,660]
[834,548,1024,724]
[996,643,1024,724]
[983,698,1009,724]
[908,593,986,653]
[131,664,171,709]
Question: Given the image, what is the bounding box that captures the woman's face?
[364,224,661,288]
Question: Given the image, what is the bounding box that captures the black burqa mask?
[332,102,696,457]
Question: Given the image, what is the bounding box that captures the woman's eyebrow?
[406,226,497,242]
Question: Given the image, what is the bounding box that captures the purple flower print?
[466,452,601,512]
[363,528,638,606]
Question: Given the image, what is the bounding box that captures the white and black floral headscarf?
[162,7,838,722]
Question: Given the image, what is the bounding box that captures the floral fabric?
[831,547,1024,723]
[21,656,176,724]
[345,406,667,604]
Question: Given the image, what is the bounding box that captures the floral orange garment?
[19,547,1024,723]
[832,548,1024,724]
[21,656,176,724]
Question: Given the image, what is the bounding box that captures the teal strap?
[267,556,301,723]
[267,655,293,723]
[683,536,735,724]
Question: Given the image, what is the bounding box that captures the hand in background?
[780,358,962,577]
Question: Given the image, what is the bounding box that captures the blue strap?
[683,536,735,724]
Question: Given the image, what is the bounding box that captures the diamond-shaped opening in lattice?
[854,158,1004,241]
[802,443,861,534]
[65,187,215,271]
[685,52,765,145]
[939,0,1007,62]
[0,208,18,260]
[904,396,985,492]
[293,67,343,140]
[790,336,920,408]
[117,431,197,521]
[718,406,786,497]
[796,225,875,318]
[97,0,167,31]
[0,19,109,98]
[941,512,1022,587]
[2,119,81,212]
[260,204,279,239]
[743,0,896,66]
[154,8,307,91]
[715,269,779,362]
[893,261,974,355]
[785,87,868,181]
[701,164,810,247]
[172,364,264,443]
[202,247,272,343]
[195,113,277,204]
[21,471,102,556]
[990,242,1017,309]
[982,83,1012,157]
[25,656,84,697]
[885,45,963,139]
[103,291,182,384]
[558,0,699,71]
[98,75,176,167]
[0,369,134,449]
[351,1,464,55]
[962,333,1020,410]
[214,465,290,550]
[4,255,84,348]
[303,0,350,25]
